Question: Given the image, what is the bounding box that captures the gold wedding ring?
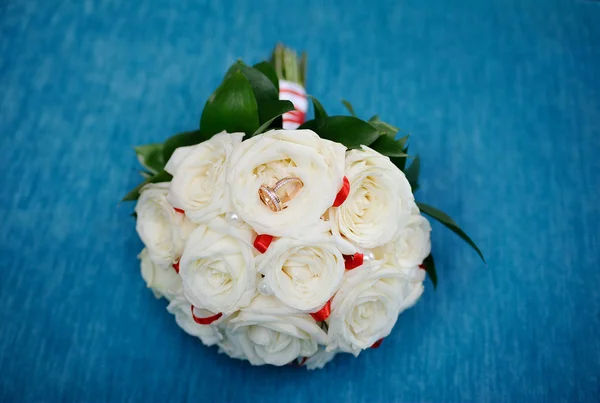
[258,177,304,212]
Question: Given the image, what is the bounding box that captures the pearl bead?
[258,281,272,295]
[363,251,375,263]
[225,212,242,226]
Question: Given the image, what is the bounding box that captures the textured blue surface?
[1,0,600,401]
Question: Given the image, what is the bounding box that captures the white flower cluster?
[135,129,431,369]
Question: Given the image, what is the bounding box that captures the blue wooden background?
[1,0,599,401]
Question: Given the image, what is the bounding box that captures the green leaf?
[404,155,420,191]
[308,95,328,120]
[368,115,400,138]
[225,61,280,125]
[239,64,280,124]
[396,135,409,149]
[121,170,173,202]
[391,144,409,172]
[300,116,380,149]
[140,171,153,179]
[253,61,279,91]
[134,143,164,174]
[253,100,295,135]
[342,99,357,117]
[162,130,209,163]
[223,60,243,81]
[391,156,407,172]
[422,254,438,288]
[200,70,260,136]
[417,202,485,262]
[369,135,409,157]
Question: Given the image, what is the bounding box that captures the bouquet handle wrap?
[279,80,308,129]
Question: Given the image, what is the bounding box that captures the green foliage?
[253,61,280,91]
[309,95,328,120]
[417,202,485,262]
[200,70,260,136]
[121,170,172,202]
[341,99,357,117]
[404,155,420,191]
[422,254,437,288]
[369,115,400,138]
[369,135,408,157]
[300,116,380,149]
[253,100,295,135]
[134,143,164,175]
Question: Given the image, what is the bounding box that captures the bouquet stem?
[271,44,307,87]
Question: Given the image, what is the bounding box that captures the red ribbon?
[190,306,222,325]
[371,338,384,349]
[280,87,307,98]
[419,264,426,270]
[343,253,364,270]
[310,299,332,322]
[283,109,306,125]
[332,177,350,207]
[172,261,180,273]
[254,234,274,253]
[298,357,308,366]
[173,208,185,214]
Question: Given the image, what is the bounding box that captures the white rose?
[257,235,345,312]
[135,183,196,266]
[165,132,243,223]
[227,129,346,238]
[179,217,258,315]
[326,262,408,355]
[391,205,432,268]
[223,295,326,366]
[395,264,426,311]
[139,248,181,300]
[217,334,248,362]
[167,296,223,346]
[332,146,413,249]
[304,347,339,370]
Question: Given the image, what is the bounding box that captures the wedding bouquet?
[123,45,483,369]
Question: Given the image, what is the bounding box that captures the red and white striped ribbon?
[279,79,308,129]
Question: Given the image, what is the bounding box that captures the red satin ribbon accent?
[254,234,274,253]
[174,208,185,214]
[284,110,306,123]
[371,338,384,349]
[190,306,222,325]
[283,116,305,125]
[310,299,331,322]
[172,261,180,273]
[343,253,364,270]
[298,357,308,366]
[332,177,350,207]
[279,88,306,98]
[418,264,426,270]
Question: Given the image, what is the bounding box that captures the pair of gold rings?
[258,177,304,212]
